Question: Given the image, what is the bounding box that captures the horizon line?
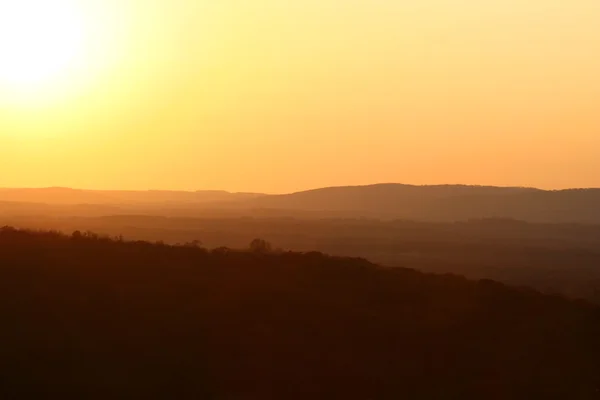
[1,182,600,196]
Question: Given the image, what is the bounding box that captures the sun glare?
[0,0,86,94]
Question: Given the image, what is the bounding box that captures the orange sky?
[1,0,599,193]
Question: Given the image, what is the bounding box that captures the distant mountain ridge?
[0,187,264,205]
[241,183,600,223]
[2,183,600,223]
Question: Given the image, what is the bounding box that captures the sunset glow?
[1,1,600,192]
[0,1,86,93]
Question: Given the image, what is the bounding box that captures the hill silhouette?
[5,215,600,303]
[1,228,599,398]
[0,187,263,206]
[243,184,600,222]
[4,183,600,223]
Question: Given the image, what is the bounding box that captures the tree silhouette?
[249,238,272,253]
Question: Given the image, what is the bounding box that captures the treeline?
[1,228,599,398]
[6,216,600,303]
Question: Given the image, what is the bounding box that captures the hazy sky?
[1,0,599,193]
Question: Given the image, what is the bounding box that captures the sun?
[0,0,85,94]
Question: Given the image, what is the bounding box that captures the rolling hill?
[0,187,263,206]
[0,228,599,398]
[3,184,600,223]
[242,184,600,222]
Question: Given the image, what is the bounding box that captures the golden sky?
[1,0,599,193]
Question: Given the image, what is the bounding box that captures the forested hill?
[1,228,599,398]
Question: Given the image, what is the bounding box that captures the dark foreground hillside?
[10,215,600,302]
[0,228,599,399]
